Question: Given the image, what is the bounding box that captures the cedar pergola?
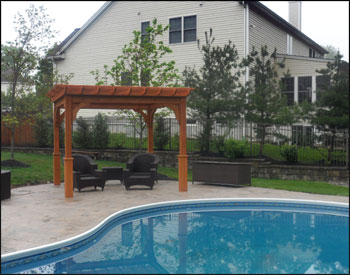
[47,84,194,198]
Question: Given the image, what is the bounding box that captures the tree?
[91,18,180,149]
[240,46,300,156]
[92,113,110,149]
[1,4,57,160]
[33,45,74,147]
[182,28,243,154]
[73,117,92,149]
[154,115,170,150]
[312,52,349,162]
[322,45,340,59]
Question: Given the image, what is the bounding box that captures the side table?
[102,167,124,184]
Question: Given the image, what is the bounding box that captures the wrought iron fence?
[72,116,349,167]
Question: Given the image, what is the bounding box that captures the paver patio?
[1,180,348,255]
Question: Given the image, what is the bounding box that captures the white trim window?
[169,15,197,44]
[141,21,150,42]
[287,34,293,55]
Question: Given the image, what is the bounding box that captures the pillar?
[53,107,61,185]
[147,121,154,153]
[64,96,74,198]
[178,99,188,192]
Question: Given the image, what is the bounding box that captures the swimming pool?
[1,199,349,274]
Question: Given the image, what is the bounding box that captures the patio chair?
[72,154,106,192]
[123,153,160,190]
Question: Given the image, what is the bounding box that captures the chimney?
[289,1,302,31]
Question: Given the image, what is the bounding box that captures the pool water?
[1,200,349,274]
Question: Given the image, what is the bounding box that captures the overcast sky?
[1,1,349,61]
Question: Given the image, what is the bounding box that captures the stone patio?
[1,180,348,255]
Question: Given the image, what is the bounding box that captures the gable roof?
[248,2,328,54]
[53,1,327,56]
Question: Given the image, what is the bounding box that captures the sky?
[1,1,349,61]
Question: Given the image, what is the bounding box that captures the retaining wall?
[2,147,349,186]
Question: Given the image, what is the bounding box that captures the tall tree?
[312,52,349,162]
[322,45,340,59]
[182,28,243,154]
[1,4,57,159]
[33,45,74,147]
[90,18,180,148]
[240,45,300,156]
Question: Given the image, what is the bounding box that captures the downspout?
[244,1,249,83]
[243,1,250,135]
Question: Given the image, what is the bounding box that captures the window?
[121,72,132,86]
[169,17,182,44]
[316,75,330,101]
[141,21,150,43]
[298,76,312,103]
[281,77,294,106]
[184,15,197,42]
[169,15,197,44]
[309,48,316,58]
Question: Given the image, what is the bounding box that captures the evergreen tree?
[241,45,300,156]
[182,28,243,154]
[154,115,170,150]
[92,113,110,149]
[312,52,349,162]
[73,117,92,149]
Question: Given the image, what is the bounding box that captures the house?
[51,1,331,119]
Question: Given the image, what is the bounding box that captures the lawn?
[1,151,348,196]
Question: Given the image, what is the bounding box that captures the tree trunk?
[10,125,15,160]
[258,125,265,157]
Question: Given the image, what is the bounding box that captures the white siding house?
[52,1,331,117]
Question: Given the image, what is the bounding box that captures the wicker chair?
[72,154,106,192]
[123,153,160,190]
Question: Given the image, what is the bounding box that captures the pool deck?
[1,180,348,255]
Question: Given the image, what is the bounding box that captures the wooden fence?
[1,123,36,146]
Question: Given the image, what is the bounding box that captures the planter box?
[192,161,251,187]
[1,170,11,200]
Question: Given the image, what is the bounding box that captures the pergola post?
[64,96,74,197]
[146,108,156,153]
[178,98,188,192]
[53,106,61,185]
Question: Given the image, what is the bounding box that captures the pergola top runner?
[47,84,194,198]
[48,84,192,101]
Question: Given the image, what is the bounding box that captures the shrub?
[73,117,92,149]
[224,139,249,160]
[92,113,110,149]
[154,116,170,150]
[212,135,226,156]
[108,133,126,149]
[34,118,52,147]
[280,144,298,163]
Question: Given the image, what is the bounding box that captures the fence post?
[250,122,253,157]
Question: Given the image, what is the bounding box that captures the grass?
[1,151,348,196]
[252,178,349,196]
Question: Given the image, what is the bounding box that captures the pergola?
[47,84,194,198]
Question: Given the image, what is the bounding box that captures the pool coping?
[1,198,349,264]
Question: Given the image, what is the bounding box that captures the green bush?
[280,144,298,163]
[108,133,126,149]
[154,116,170,150]
[212,135,226,156]
[73,117,92,149]
[224,139,249,160]
[92,113,110,149]
[34,118,52,147]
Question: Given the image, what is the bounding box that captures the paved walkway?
[1,180,348,255]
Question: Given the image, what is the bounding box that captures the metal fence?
[73,116,349,167]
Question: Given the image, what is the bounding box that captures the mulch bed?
[1,159,30,168]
